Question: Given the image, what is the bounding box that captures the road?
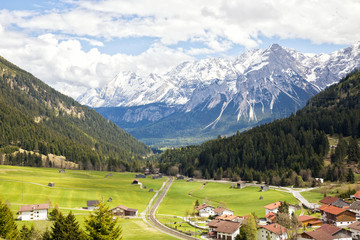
[147,176,198,240]
[274,186,320,210]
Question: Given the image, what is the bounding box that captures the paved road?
[276,187,320,210]
[147,176,198,240]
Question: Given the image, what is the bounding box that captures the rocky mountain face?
[78,43,360,147]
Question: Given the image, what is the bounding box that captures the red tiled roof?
[213,221,241,234]
[264,201,281,210]
[354,190,360,198]
[196,203,213,211]
[320,205,345,215]
[214,207,232,214]
[265,212,276,220]
[308,220,323,226]
[298,215,318,222]
[20,203,49,212]
[208,219,223,228]
[348,221,360,231]
[302,229,334,240]
[319,196,339,205]
[317,224,342,235]
[216,214,239,221]
[260,223,288,235]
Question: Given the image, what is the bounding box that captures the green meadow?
[158,181,298,218]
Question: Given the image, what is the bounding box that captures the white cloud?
[0,0,360,99]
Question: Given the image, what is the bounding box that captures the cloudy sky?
[0,0,359,99]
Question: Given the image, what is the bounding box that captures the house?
[237,181,246,189]
[214,207,234,216]
[297,215,322,228]
[144,169,151,175]
[207,219,241,240]
[132,179,139,184]
[187,178,194,182]
[353,190,360,200]
[265,212,276,223]
[330,199,350,209]
[18,203,49,221]
[177,175,185,180]
[196,203,215,217]
[314,178,324,184]
[135,174,146,178]
[215,214,243,223]
[152,174,162,179]
[59,169,65,173]
[264,201,296,216]
[257,223,288,240]
[48,182,55,187]
[349,201,360,219]
[348,221,360,240]
[319,196,339,205]
[87,200,100,210]
[300,224,352,240]
[318,205,356,226]
[109,205,138,216]
[261,185,270,192]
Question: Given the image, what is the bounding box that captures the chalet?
[264,201,296,216]
[237,181,245,189]
[349,201,360,219]
[177,175,185,180]
[257,223,288,240]
[214,207,234,216]
[18,203,49,221]
[109,205,138,216]
[318,205,356,226]
[132,179,139,184]
[135,174,146,178]
[297,215,322,228]
[152,174,162,179]
[196,203,215,217]
[48,182,55,187]
[207,219,241,240]
[215,214,243,223]
[87,200,99,210]
[300,224,352,240]
[348,221,360,240]
[261,185,270,192]
[319,196,339,205]
[330,199,350,209]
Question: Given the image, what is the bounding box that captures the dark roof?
[320,196,339,205]
[87,200,99,207]
[317,224,342,235]
[110,205,137,212]
[302,229,334,240]
[331,199,350,208]
[350,201,360,210]
[319,205,346,215]
[348,221,360,231]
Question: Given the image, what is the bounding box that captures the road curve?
[148,176,198,240]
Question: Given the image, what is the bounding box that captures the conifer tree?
[0,200,20,239]
[84,201,122,240]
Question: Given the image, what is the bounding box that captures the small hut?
[108,197,112,202]
[132,179,139,184]
[59,169,65,173]
[149,188,154,192]
[48,182,55,187]
[261,185,270,192]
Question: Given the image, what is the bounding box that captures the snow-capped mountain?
[78,43,360,146]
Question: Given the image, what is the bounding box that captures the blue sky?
[0,0,359,98]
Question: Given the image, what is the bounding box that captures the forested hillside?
[159,69,360,185]
[0,56,151,171]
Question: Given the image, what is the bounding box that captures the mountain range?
[78,43,360,147]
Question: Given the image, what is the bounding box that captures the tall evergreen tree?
[0,200,20,240]
[84,201,122,240]
[48,211,85,240]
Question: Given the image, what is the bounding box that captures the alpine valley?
[78,43,360,147]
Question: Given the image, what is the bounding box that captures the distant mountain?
[0,56,151,170]
[158,69,360,183]
[78,43,360,147]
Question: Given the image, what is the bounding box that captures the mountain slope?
[158,69,360,182]
[79,43,360,147]
[0,56,151,170]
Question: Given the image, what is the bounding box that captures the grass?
[0,165,172,239]
[158,181,298,218]
[157,216,206,239]
[300,190,324,203]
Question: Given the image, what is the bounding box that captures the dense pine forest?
[0,56,151,171]
[159,69,360,185]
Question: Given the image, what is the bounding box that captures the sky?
[0,0,359,99]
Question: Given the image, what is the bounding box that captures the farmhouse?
[214,207,234,216]
[318,205,356,226]
[207,220,241,240]
[297,215,322,228]
[135,174,146,178]
[196,203,215,217]
[330,199,350,209]
[319,196,339,205]
[109,205,138,216]
[18,203,49,221]
[87,200,99,210]
[348,221,360,239]
[216,214,243,222]
[300,224,352,240]
[349,201,360,219]
[257,223,288,240]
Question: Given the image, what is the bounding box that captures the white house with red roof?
[257,223,288,240]
[196,203,215,217]
[207,219,241,240]
[18,203,49,221]
[214,207,234,216]
[264,201,296,216]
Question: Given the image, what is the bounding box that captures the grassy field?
[158,181,298,218]
[300,190,324,203]
[0,165,176,239]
